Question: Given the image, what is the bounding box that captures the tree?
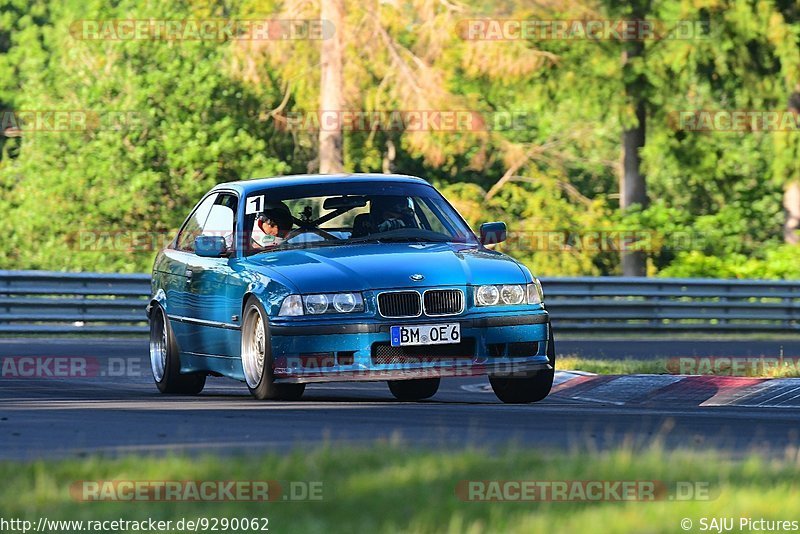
[780,91,800,244]
[2,0,799,279]
[318,0,343,174]
[619,0,651,276]
[0,0,291,272]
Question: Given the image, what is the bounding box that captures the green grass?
[559,356,669,375]
[3,445,800,533]
[557,332,800,341]
[559,356,800,378]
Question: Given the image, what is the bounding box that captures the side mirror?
[195,235,228,258]
[479,222,507,245]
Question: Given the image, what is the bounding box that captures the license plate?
[390,323,461,347]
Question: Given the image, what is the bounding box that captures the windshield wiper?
[376,236,448,243]
[346,235,450,245]
[248,239,343,255]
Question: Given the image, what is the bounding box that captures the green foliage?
[440,178,615,276]
[0,0,798,277]
[660,245,800,280]
[559,355,800,377]
[0,0,291,272]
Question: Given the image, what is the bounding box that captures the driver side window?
[176,194,217,252]
[202,194,238,251]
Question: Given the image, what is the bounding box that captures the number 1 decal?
[246,195,264,215]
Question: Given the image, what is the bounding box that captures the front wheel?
[388,378,440,401]
[241,298,305,401]
[149,304,206,394]
[489,328,555,404]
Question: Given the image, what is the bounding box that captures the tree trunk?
[382,138,396,174]
[319,0,344,174]
[620,35,648,276]
[783,92,800,244]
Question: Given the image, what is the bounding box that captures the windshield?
[241,181,477,256]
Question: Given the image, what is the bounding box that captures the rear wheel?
[149,304,206,394]
[388,378,440,401]
[241,298,305,401]
[489,328,555,404]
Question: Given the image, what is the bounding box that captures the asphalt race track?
[1,338,800,460]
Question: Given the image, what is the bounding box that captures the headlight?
[474,283,541,307]
[475,285,500,306]
[279,293,364,316]
[501,284,525,305]
[332,292,358,313]
[304,294,329,315]
[527,279,544,305]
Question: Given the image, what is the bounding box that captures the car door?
[162,193,218,352]
[180,192,241,358]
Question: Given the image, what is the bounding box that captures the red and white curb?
[462,372,800,407]
[701,378,800,408]
[459,371,602,395]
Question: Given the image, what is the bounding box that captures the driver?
[372,196,412,233]
[253,205,293,250]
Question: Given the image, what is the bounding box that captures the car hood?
[244,243,529,293]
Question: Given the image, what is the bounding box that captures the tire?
[388,378,440,401]
[149,304,206,394]
[240,297,305,401]
[489,327,556,404]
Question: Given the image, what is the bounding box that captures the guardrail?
[542,277,800,333]
[0,270,150,335]
[1,271,799,335]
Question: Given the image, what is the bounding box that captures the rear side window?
[175,194,217,252]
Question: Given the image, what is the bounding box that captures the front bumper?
[269,311,552,384]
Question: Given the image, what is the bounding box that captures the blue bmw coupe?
[148,174,554,403]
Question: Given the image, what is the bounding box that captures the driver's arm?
[377,218,406,232]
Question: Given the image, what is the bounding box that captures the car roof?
[212,173,432,195]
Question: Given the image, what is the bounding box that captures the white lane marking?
[701,380,774,407]
[704,378,800,407]
[776,389,800,406]
[460,383,492,393]
[459,371,588,393]
[758,383,800,407]
[760,385,800,406]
